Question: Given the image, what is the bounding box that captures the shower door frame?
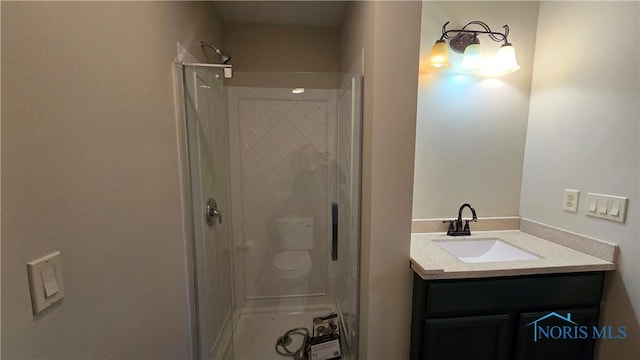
[334,74,363,359]
[176,66,364,359]
[225,73,364,359]
[177,62,235,360]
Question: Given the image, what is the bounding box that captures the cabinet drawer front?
[425,273,604,316]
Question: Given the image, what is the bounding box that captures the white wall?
[521,2,639,358]
[1,2,224,358]
[340,1,422,358]
[413,1,539,219]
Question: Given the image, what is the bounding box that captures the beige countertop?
[410,230,616,280]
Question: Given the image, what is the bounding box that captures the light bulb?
[459,43,484,73]
[425,40,451,71]
[493,43,520,75]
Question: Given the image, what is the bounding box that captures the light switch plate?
[27,251,65,315]
[586,193,628,223]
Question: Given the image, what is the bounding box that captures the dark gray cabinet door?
[410,272,605,360]
[423,314,512,360]
[516,308,599,360]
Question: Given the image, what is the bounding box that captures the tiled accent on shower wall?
[230,87,336,299]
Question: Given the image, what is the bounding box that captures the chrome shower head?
[200,41,231,64]
[217,50,231,65]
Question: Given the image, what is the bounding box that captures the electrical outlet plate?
[586,193,628,223]
[562,189,580,213]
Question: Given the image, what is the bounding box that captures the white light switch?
[27,251,64,315]
[610,201,621,216]
[597,200,609,214]
[41,267,59,298]
[586,193,628,223]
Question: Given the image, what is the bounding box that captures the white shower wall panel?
[228,87,337,305]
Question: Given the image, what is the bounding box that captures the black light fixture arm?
[439,21,511,45]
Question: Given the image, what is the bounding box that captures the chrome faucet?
[444,203,478,236]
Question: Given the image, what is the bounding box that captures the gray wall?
[521,2,640,358]
[224,22,340,73]
[413,1,539,219]
[1,2,223,358]
[340,2,422,358]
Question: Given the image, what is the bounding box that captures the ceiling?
[213,1,346,27]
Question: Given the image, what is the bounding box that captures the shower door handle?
[331,202,338,261]
[206,198,222,226]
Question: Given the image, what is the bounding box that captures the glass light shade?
[459,43,484,73]
[425,40,451,71]
[493,44,521,74]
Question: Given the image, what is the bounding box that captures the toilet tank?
[277,216,314,250]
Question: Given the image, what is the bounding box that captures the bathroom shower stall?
[180,63,362,359]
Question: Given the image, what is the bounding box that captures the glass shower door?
[183,65,234,360]
[335,74,362,359]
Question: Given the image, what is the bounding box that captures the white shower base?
[232,304,336,360]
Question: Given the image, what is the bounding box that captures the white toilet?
[273,216,313,286]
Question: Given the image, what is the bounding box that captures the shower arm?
[200,41,222,54]
[200,41,231,65]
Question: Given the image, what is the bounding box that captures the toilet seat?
[274,251,311,280]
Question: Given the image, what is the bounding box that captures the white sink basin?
[434,238,541,263]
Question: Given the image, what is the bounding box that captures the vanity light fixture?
[426,20,520,75]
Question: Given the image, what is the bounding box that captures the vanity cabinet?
[410,271,605,360]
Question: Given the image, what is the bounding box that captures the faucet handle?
[443,220,456,235]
